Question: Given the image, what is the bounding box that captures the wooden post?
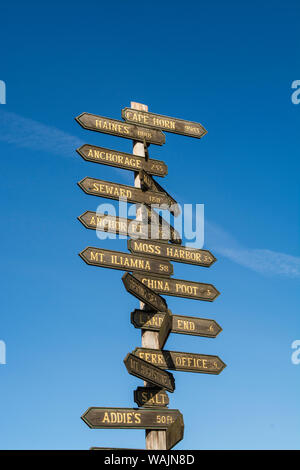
[131,101,167,450]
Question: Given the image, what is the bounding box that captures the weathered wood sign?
[124,353,175,392]
[133,274,220,301]
[79,247,173,276]
[122,272,168,312]
[78,177,175,210]
[158,309,172,349]
[128,239,216,267]
[133,348,226,375]
[134,386,169,408]
[77,144,168,177]
[75,113,165,145]
[81,407,184,449]
[82,407,183,429]
[131,309,222,338]
[78,210,177,242]
[78,211,147,238]
[122,108,207,139]
[143,204,182,245]
[139,169,180,217]
[166,414,184,450]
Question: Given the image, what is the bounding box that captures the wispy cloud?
[0,109,83,157]
[1,109,299,278]
[205,220,300,278]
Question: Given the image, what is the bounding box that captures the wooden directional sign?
[143,204,182,245]
[79,247,173,277]
[124,353,175,392]
[122,108,207,139]
[134,386,169,408]
[78,177,175,211]
[75,113,165,145]
[133,348,226,375]
[131,309,222,338]
[166,414,184,450]
[139,169,180,217]
[78,211,177,242]
[133,274,220,302]
[82,407,183,449]
[78,211,147,239]
[122,273,168,313]
[128,239,216,267]
[158,309,172,349]
[76,144,168,177]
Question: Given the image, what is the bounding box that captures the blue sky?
[0,0,299,450]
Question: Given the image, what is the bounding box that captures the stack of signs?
[76,106,226,450]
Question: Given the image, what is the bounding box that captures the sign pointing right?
[122,108,207,139]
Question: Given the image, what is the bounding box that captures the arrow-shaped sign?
[122,108,207,139]
[122,272,168,312]
[131,309,222,338]
[76,113,165,145]
[78,177,176,214]
[78,211,177,243]
[124,353,175,392]
[79,247,173,276]
[128,239,216,267]
[81,407,184,449]
[76,144,168,177]
[133,347,226,375]
[133,273,220,302]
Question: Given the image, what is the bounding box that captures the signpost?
[77,144,168,177]
[134,387,169,408]
[122,108,207,139]
[78,177,176,212]
[128,239,216,267]
[133,273,220,301]
[79,247,173,276]
[76,101,224,451]
[124,353,175,392]
[76,113,166,145]
[122,272,168,313]
[131,309,222,338]
[133,348,226,375]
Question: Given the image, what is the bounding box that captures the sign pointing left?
[81,407,184,449]
[79,247,173,276]
[75,113,165,145]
